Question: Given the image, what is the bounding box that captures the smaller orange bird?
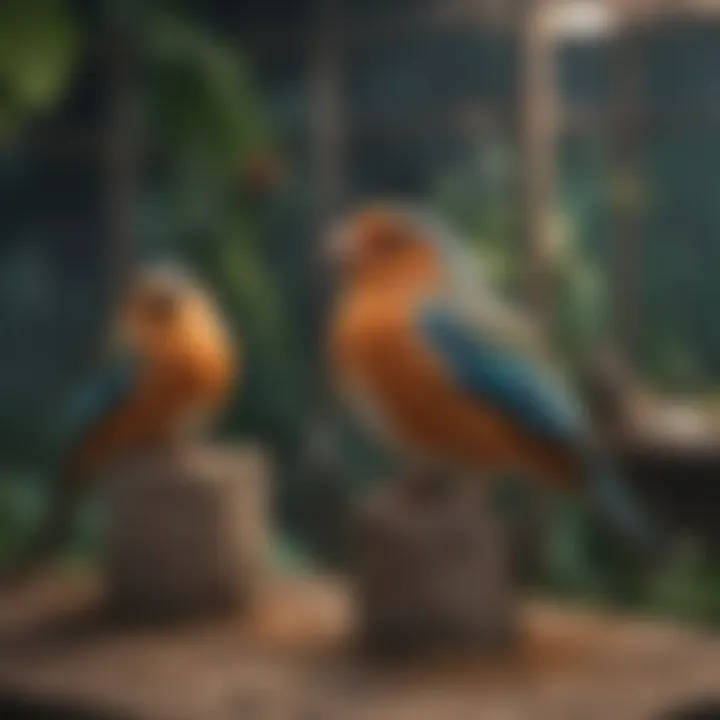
[11,263,238,574]
[326,203,657,553]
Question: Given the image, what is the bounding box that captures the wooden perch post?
[354,475,517,656]
[102,444,271,621]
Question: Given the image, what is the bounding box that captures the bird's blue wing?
[417,303,583,443]
[59,352,142,453]
[417,303,658,551]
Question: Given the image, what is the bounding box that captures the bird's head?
[113,263,233,364]
[325,203,447,293]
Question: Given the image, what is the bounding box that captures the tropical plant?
[0,0,305,564]
[0,0,82,140]
[434,137,607,369]
[126,3,305,444]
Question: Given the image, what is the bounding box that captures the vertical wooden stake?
[103,0,137,342]
[519,0,558,330]
[311,0,346,227]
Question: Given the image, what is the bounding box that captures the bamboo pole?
[309,0,347,416]
[608,23,645,366]
[102,0,137,338]
[518,0,558,329]
[311,0,346,227]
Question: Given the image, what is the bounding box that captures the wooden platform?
[0,572,719,720]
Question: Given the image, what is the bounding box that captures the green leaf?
[143,12,270,172]
[0,0,82,136]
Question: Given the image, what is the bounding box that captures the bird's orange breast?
[68,314,237,482]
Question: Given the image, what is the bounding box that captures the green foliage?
[433,138,720,626]
[434,139,520,296]
[214,223,290,359]
[0,472,105,569]
[272,533,318,574]
[0,477,40,564]
[645,339,708,395]
[0,0,82,139]
[205,218,305,439]
[647,541,720,626]
[640,128,720,392]
[434,138,608,370]
[534,502,720,626]
[0,0,308,567]
[132,5,302,446]
[551,220,607,370]
[538,499,646,607]
[141,9,270,174]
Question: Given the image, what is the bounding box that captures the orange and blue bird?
[11,263,238,574]
[327,203,657,552]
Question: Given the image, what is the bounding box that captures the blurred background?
[2,0,720,625]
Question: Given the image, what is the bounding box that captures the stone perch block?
[102,444,270,620]
[354,476,517,655]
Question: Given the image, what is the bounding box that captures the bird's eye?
[375,229,405,254]
[145,290,177,324]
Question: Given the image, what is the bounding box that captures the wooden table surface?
[0,571,719,720]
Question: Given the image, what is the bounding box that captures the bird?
[326,202,657,554]
[5,263,239,578]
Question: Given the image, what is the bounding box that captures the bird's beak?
[324,228,356,274]
[104,309,141,358]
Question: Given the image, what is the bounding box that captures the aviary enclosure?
[1,0,720,718]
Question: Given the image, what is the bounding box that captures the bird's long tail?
[579,445,658,556]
